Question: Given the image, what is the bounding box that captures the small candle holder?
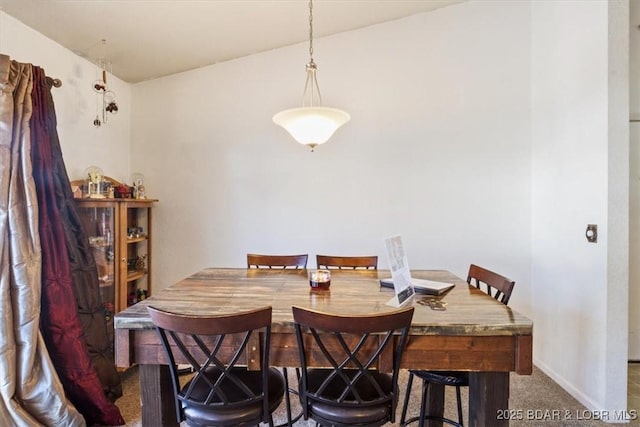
[309,269,331,290]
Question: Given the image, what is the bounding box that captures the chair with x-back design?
[293,305,414,426]
[147,305,285,427]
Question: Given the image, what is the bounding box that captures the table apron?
[116,329,532,375]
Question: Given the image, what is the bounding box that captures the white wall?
[632,120,640,358]
[130,0,533,317]
[531,0,629,416]
[628,0,640,361]
[631,1,640,118]
[0,11,131,183]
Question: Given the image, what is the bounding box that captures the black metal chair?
[293,305,414,426]
[400,264,516,426]
[147,305,285,427]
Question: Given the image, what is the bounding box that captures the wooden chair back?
[247,253,308,269]
[147,305,284,426]
[316,255,378,270]
[292,306,414,426]
[467,264,515,305]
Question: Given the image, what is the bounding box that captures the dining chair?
[247,253,308,269]
[292,305,414,427]
[246,252,308,426]
[400,264,516,427]
[146,305,285,427]
[316,255,378,270]
[466,263,515,305]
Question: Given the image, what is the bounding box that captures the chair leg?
[282,368,293,427]
[455,385,464,427]
[276,367,303,427]
[419,379,429,427]
[400,371,415,425]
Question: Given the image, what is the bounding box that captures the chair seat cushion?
[302,369,394,425]
[410,370,469,386]
[182,367,285,425]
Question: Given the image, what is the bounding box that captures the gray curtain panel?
[0,54,85,426]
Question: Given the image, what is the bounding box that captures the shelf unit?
[73,185,157,315]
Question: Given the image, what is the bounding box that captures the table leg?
[139,364,179,427]
[425,382,445,427]
[468,372,509,427]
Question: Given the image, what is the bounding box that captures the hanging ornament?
[91,39,119,127]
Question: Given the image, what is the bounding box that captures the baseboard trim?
[533,358,631,424]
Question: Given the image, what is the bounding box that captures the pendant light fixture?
[273,0,350,151]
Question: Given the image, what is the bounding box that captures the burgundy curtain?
[29,67,124,425]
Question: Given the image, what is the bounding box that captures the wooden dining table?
[114,268,533,427]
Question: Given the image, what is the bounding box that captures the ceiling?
[0,0,464,83]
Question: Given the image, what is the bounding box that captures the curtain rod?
[45,76,62,88]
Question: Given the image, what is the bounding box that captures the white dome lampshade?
[273,106,350,151]
[273,0,350,152]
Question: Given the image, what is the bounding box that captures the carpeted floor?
[114,365,630,426]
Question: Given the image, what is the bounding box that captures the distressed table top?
[114,268,532,336]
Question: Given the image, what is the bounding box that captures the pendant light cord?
[308,0,314,62]
[303,0,321,107]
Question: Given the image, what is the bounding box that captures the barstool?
[400,370,467,426]
[400,264,516,427]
